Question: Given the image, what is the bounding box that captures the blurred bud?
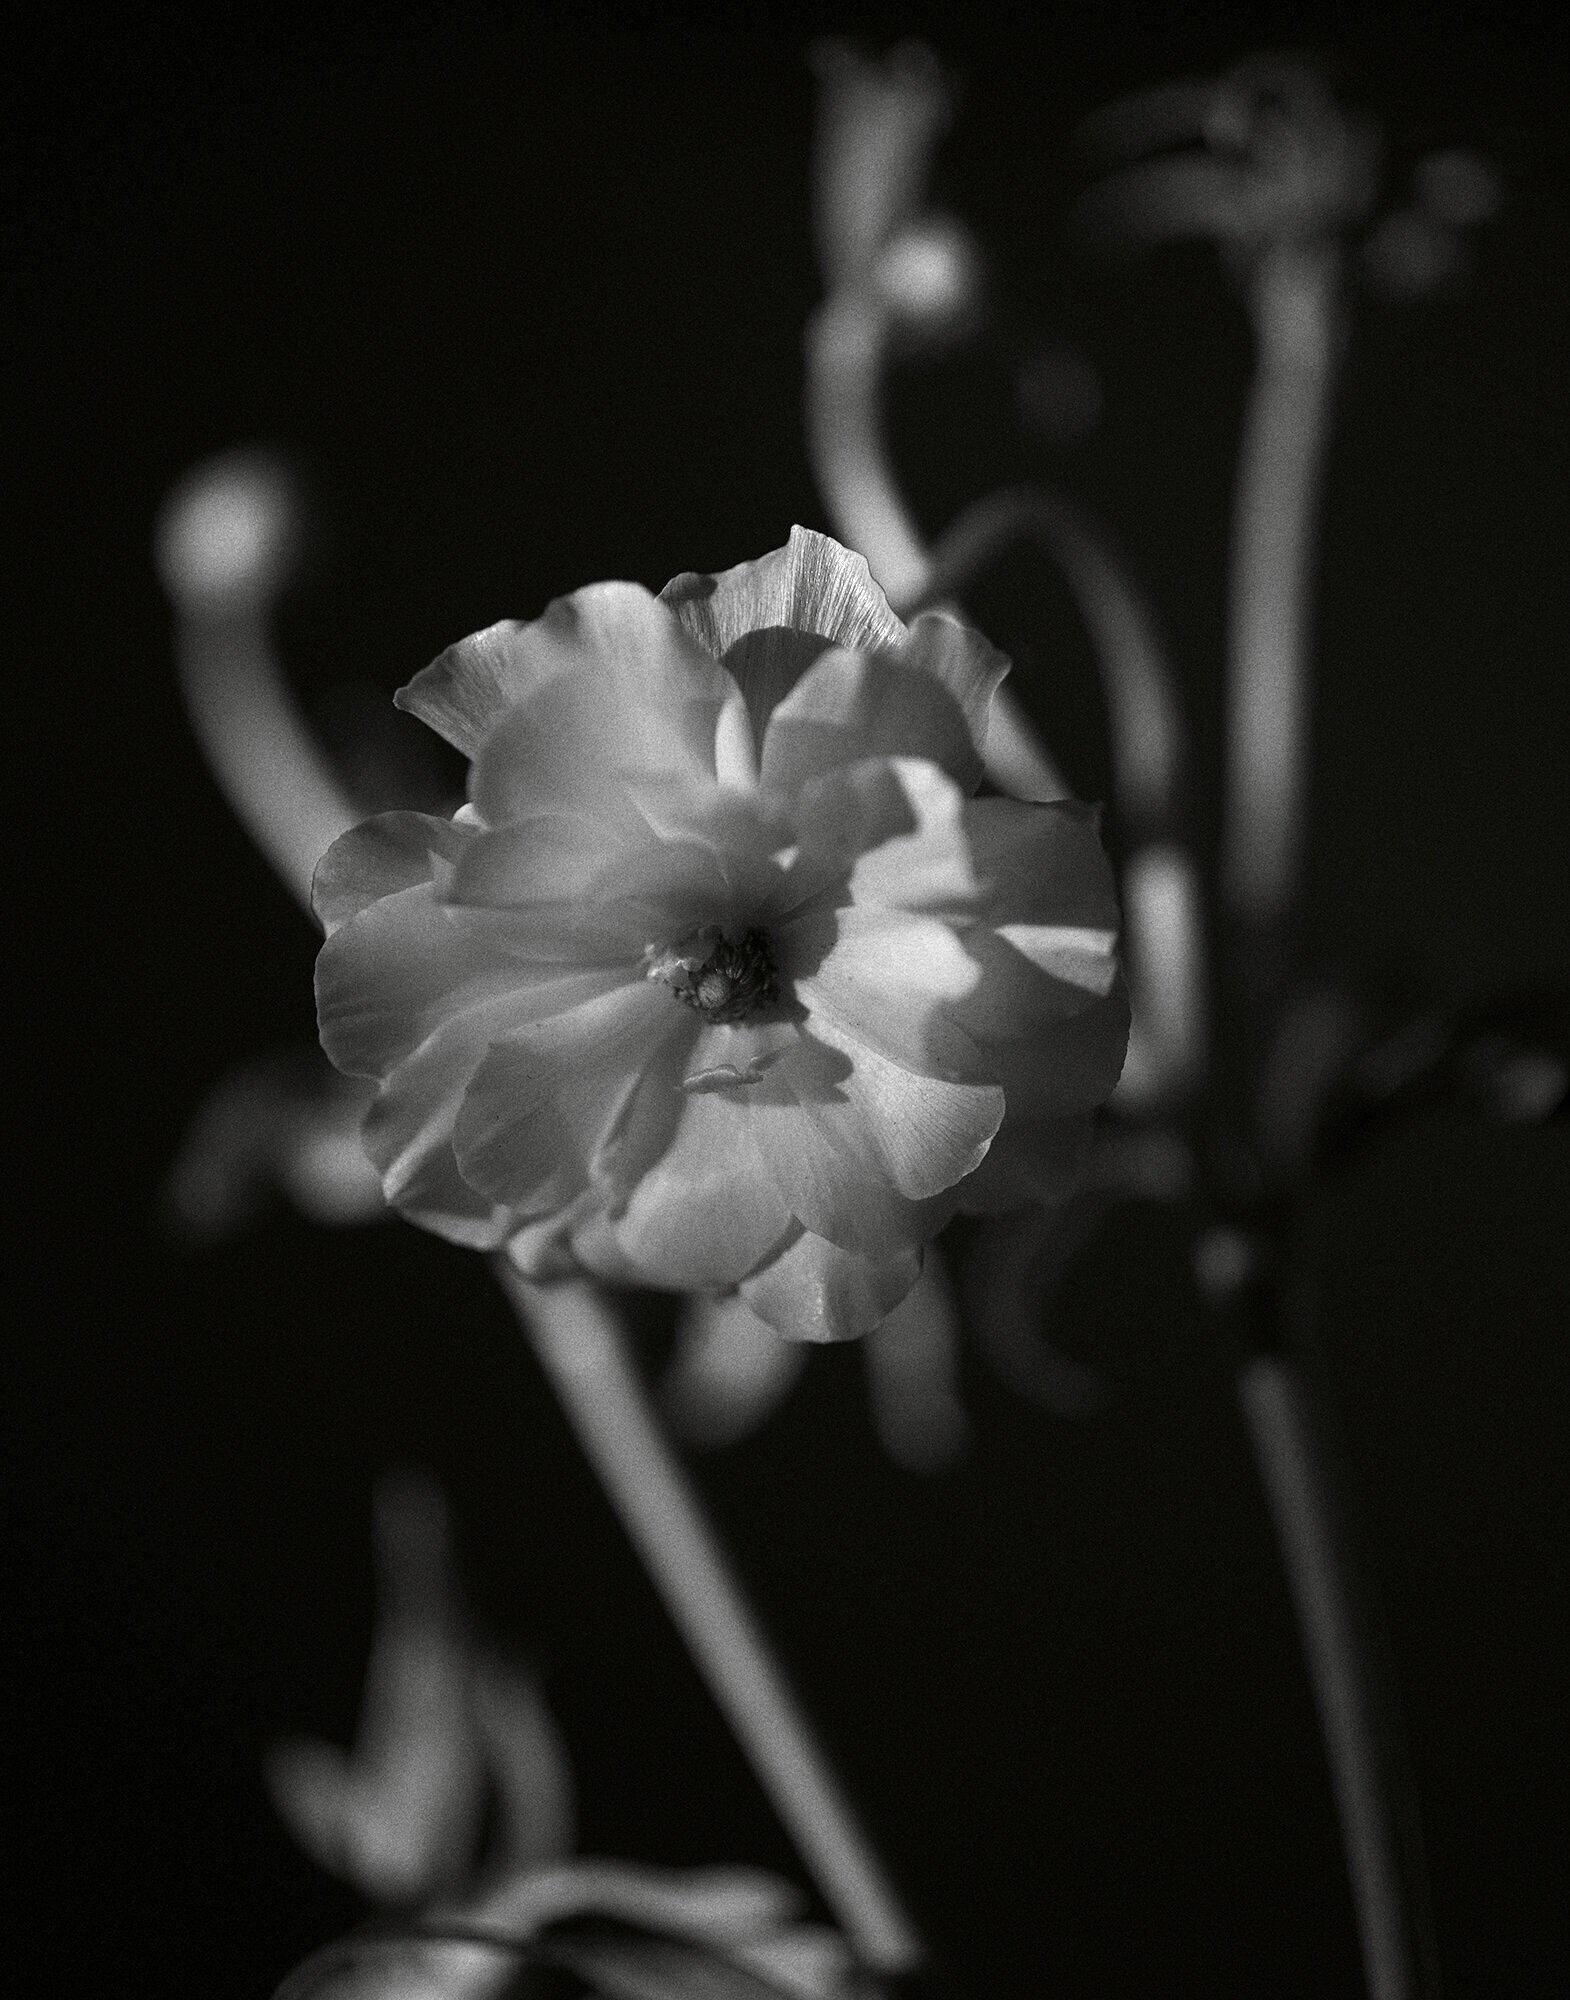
[810,38,953,288]
[154,448,302,613]
[164,1047,384,1243]
[266,1471,575,1909]
[874,214,985,345]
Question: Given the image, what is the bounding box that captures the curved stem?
[1222,242,1342,929]
[497,1266,923,1978]
[157,452,358,920]
[804,292,1066,807]
[1237,1347,1439,2000]
[172,611,360,918]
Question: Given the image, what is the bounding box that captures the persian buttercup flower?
[315,529,1128,1342]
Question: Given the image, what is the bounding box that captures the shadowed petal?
[739,1227,922,1343]
[361,993,550,1248]
[453,980,681,1212]
[956,983,1132,1120]
[896,611,1010,770]
[612,1080,795,1289]
[760,646,984,798]
[397,587,732,769]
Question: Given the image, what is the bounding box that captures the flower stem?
[803,291,1065,807]
[497,1266,924,1978]
[1222,241,1342,930]
[1237,1347,1439,2000]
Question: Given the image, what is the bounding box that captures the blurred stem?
[174,609,359,919]
[1222,241,1342,932]
[498,1266,924,1979]
[1237,1342,1439,2000]
[804,291,1066,805]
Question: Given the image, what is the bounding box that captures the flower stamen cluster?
[646,926,781,1026]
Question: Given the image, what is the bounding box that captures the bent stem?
[1238,1347,1439,2000]
[497,1265,924,1979]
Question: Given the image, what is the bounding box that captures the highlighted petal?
[398,587,731,770]
[739,1228,922,1343]
[788,901,982,1079]
[661,527,906,744]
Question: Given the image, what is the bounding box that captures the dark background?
[11,5,1568,1996]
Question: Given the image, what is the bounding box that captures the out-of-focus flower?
[266,1470,574,1905]
[165,1047,387,1241]
[271,1474,866,2000]
[315,528,1128,1342]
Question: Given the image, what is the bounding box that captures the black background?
[11,5,1569,1996]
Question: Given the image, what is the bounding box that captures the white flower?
[315,529,1127,1341]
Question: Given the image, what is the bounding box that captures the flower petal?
[453,979,682,1213]
[317,884,612,1080]
[611,1075,796,1290]
[759,646,984,798]
[739,1228,922,1343]
[787,900,983,1080]
[781,1014,1003,1200]
[896,611,1010,770]
[959,982,1132,1120]
[312,812,479,936]
[397,587,733,772]
[360,996,535,1248]
[660,527,906,746]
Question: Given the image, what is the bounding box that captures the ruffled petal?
[738,1228,922,1343]
[312,812,479,936]
[397,588,733,773]
[660,527,906,747]
[453,979,683,1213]
[759,647,984,798]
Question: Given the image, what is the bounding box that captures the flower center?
[644,925,780,1025]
